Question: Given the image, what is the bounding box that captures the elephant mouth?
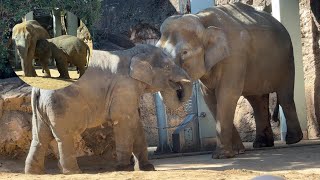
[169,81,185,102]
[162,80,192,110]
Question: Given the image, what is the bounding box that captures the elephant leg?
[212,60,245,159]
[132,119,155,171]
[113,116,136,171]
[22,58,37,77]
[55,58,70,79]
[28,45,37,77]
[52,132,81,174]
[25,118,53,174]
[277,89,303,144]
[246,94,274,148]
[212,88,241,159]
[77,66,86,78]
[38,59,51,77]
[201,86,245,154]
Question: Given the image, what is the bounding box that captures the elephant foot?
[286,129,303,144]
[62,168,82,175]
[232,140,245,155]
[59,76,71,79]
[140,163,155,171]
[212,148,235,159]
[43,74,51,78]
[116,164,134,171]
[130,155,135,166]
[25,164,45,174]
[253,135,274,148]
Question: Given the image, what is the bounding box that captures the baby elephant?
[34,35,90,79]
[25,44,192,174]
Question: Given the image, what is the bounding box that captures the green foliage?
[0,0,102,78]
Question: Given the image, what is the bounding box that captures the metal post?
[52,8,62,37]
[66,11,78,36]
[154,92,171,154]
[279,105,287,141]
[25,11,33,21]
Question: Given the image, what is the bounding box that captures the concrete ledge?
[149,139,320,159]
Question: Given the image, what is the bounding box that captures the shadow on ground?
[152,145,320,172]
[1,145,320,174]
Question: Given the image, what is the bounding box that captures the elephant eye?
[182,50,188,55]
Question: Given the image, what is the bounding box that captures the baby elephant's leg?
[77,65,86,78]
[51,130,81,174]
[25,119,53,174]
[132,120,155,171]
[113,117,136,171]
[55,57,70,79]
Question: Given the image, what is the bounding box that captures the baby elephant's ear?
[130,54,153,86]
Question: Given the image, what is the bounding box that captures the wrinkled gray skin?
[25,44,192,174]
[34,35,90,79]
[12,20,50,77]
[157,2,303,159]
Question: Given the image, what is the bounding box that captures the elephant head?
[129,44,193,109]
[156,14,230,80]
[12,20,50,77]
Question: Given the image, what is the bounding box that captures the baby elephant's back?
[51,35,88,58]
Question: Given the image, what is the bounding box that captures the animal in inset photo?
[34,35,90,79]
[12,20,51,77]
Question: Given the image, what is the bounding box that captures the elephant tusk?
[180,79,191,83]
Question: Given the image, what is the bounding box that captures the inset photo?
[9,8,92,90]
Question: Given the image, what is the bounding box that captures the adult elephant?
[156,2,303,158]
[12,20,50,77]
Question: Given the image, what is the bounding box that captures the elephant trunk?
[16,40,35,77]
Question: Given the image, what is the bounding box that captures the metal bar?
[279,105,287,141]
[154,92,171,153]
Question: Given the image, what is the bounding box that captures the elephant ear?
[129,53,153,86]
[203,26,230,71]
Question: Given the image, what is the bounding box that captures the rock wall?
[0,78,32,157]
[300,0,320,139]
[215,0,271,12]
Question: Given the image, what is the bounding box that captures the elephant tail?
[31,88,50,129]
[85,43,90,67]
[31,88,42,123]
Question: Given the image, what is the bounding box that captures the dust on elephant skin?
[25,44,192,174]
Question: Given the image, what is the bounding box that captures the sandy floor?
[1,145,320,179]
[15,68,80,90]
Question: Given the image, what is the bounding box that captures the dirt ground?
[15,68,79,90]
[0,144,320,179]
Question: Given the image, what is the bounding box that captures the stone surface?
[300,0,320,139]
[0,78,32,157]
